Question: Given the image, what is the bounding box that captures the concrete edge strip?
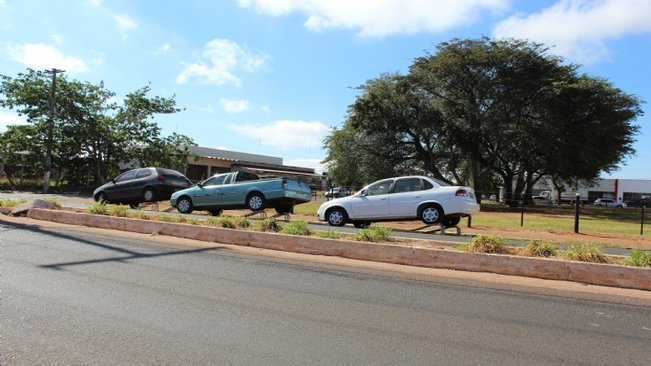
[25,208,651,291]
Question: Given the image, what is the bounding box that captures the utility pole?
[43,68,64,193]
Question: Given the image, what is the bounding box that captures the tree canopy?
[0,69,194,189]
[323,37,643,202]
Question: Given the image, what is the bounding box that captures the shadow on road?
[1,219,224,270]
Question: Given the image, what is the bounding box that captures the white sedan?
[317,176,480,228]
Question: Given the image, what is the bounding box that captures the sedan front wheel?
[326,207,347,227]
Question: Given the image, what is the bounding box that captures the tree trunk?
[471,150,482,204]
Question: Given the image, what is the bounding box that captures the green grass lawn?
[473,207,649,237]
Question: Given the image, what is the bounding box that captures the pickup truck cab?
[170,171,312,215]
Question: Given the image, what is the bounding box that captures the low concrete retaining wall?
[26,208,651,291]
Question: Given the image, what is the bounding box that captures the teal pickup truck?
[170,171,312,216]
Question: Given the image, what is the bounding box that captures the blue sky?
[1,0,650,179]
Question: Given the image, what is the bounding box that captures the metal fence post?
[641,204,646,235]
[574,193,580,233]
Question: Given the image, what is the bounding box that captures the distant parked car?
[317,176,480,228]
[593,198,627,208]
[532,196,554,205]
[324,187,350,199]
[93,167,192,208]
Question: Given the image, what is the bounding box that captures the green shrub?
[185,217,200,225]
[233,216,251,229]
[108,205,129,217]
[252,218,281,232]
[154,214,177,222]
[86,202,109,215]
[624,249,651,267]
[467,235,513,254]
[130,210,151,220]
[563,243,610,263]
[0,198,24,208]
[523,239,558,257]
[281,221,312,236]
[216,216,237,229]
[316,230,340,239]
[355,226,392,242]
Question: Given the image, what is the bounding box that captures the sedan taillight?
[455,189,469,197]
[157,174,166,182]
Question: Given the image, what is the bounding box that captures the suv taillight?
[455,189,469,197]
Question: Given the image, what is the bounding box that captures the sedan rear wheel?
[176,196,194,214]
[419,204,443,225]
[326,207,347,227]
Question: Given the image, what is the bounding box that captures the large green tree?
[326,37,642,203]
[0,69,194,188]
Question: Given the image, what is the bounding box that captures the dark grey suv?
[93,167,193,208]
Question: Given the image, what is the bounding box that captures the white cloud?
[220,99,251,113]
[0,110,27,132]
[229,120,329,150]
[51,34,64,45]
[176,39,270,87]
[159,43,171,53]
[493,0,651,64]
[238,0,509,37]
[6,43,88,73]
[114,14,137,34]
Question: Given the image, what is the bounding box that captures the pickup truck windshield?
[202,174,228,186]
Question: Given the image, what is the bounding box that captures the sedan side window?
[393,178,422,193]
[366,180,393,196]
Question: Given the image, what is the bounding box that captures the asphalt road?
[2,220,651,365]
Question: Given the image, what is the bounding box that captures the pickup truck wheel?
[143,187,156,202]
[419,204,443,225]
[208,209,223,216]
[176,196,194,214]
[326,207,347,227]
[440,216,461,228]
[246,192,266,211]
[275,205,292,214]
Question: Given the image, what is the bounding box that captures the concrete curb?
[26,208,651,291]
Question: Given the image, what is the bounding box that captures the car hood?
[93,181,115,194]
[170,185,199,198]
